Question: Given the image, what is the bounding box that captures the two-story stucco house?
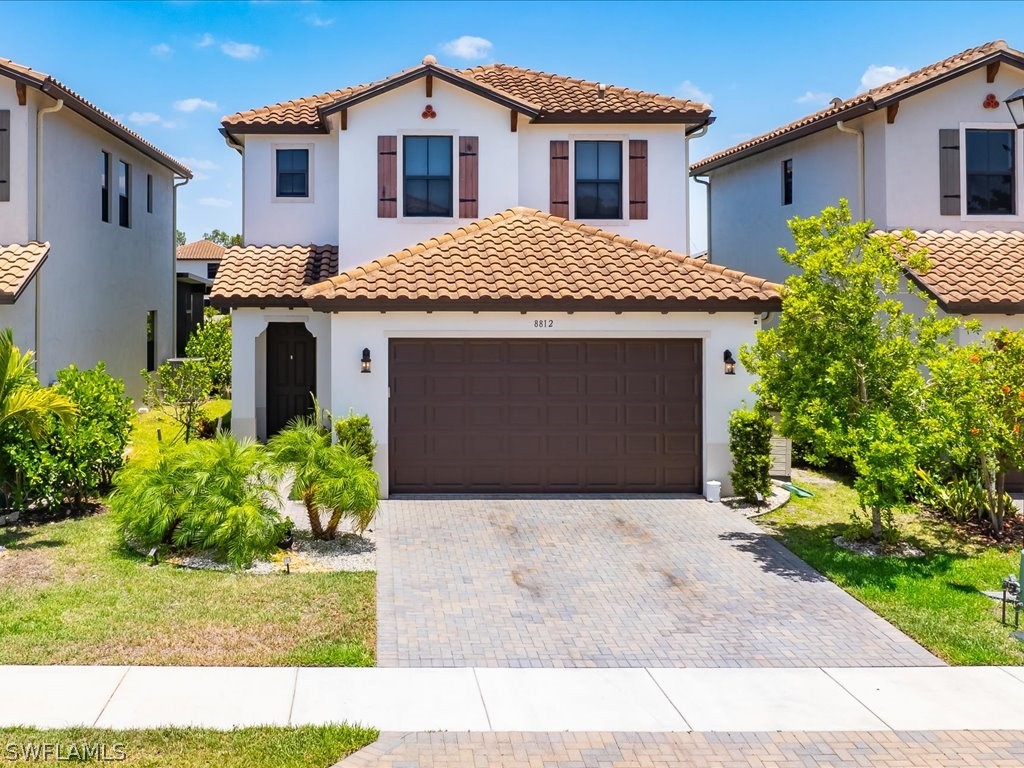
[211,56,781,497]
[692,40,1024,337]
[175,238,225,355]
[0,57,191,398]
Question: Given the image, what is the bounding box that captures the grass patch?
[128,399,231,466]
[761,470,1024,665]
[0,511,375,665]
[0,725,377,767]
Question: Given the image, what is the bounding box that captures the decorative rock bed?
[833,535,924,559]
[723,481,791,518]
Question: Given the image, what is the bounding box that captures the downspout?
[172,175,191,359]
[684,122,710,257]
[836,120,865,221]
[693,174,711,261]
[34,96,64,371]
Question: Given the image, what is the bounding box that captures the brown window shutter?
[0,110,10,203]
[549,140,569,217]
[628,139,648,220]
[939,129,960,215]
[377,135,397,218]
[458,136,478,218]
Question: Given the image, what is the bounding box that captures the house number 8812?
[533,319,555,328]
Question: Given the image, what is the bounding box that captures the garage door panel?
[389,339,702,493]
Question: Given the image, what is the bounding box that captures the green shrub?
[334,412,375,462]
[915,469,986,522]
[185,314,232,395]
[142,359,213,442]
[111,434,286,567]
[728,404,774,504]
[196,409,232,438]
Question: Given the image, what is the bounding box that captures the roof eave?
[209,295,308,310]
[0,246,49,305]
[319,64,541,120]
[219,122,328,135]
[532,111,713,125]
[304,296,782,313]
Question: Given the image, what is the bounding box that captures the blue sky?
[1,0,1021,250]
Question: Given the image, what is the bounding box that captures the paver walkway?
[336,731,1024,768]
[376,497,940,667]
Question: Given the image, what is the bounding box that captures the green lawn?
[128,398,232,466]
[0,401,376,667]
[761,470,1024,665]
[0,725,376,767]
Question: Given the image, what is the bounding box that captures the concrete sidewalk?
[4,665,1024,732]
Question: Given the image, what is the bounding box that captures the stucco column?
[230,310,268,440]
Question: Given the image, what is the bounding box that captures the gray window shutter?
[0,110,9,203]
[939,128,960,215]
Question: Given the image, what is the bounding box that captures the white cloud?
[858,64,910,92]
[199,197,232,208]
[197,33,215,48]
[127,111,175,129]
[150,42,172,57]
[174,97,218,113]
[221,41,262,60]
[795,90,832,106]
[676,80,712,104]
[306,13,334,27]
[440,35,493,60]
[180,157,220,181]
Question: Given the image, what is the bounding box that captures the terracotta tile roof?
[0,57,191,177]
[892,229,1024,314]
[176,239,226,261]
[692,40,1023,173]
[303,208,780,311]
[221,61,710,132]
[210,244,338,308]
[0,242,49,304]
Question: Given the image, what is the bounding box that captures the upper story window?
[276,149,309,198]
[146,173,153,214]
[575,140,621,219]
[118,160,130,228]
[781,158,793,206]
[101,151,110,222]
[403,136,452,217]
[965,128,1015,215]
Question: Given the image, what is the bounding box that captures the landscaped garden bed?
[0,725,376,768]
[759,468,1024,665]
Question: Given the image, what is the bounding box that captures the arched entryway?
[266,322,316,435]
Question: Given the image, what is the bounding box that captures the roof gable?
[692,40,1024,174]
[301,208,780,311]
[221,59,712,133]
[210,244,338,308]
[177,239,227,261]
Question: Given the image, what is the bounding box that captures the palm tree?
[0,328,77,438]
[267,415,379,540]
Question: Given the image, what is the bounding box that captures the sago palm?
[0,328,77,438]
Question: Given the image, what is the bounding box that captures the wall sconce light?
[1006,87,1024,128]
[360,348,372,374]
[724,350,737,375]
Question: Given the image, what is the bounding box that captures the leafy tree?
[175,229,187,247]
[185,314,231,396]
[112,434,285,568]
[929,330,1024,535]
[142,359,212,443]
[268,414,379,540]
[741,201,958,540]
[202,229,243,248]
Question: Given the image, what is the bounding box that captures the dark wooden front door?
[389,338,703,493]
[266,322,316,436]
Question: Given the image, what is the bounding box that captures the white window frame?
[568,134,630,226]
[397,129,459,224]
[959,121,1022,221]
[272,143,315,204]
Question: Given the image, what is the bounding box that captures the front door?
[266,322,316,436]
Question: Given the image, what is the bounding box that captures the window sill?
[399,216,458,225]
[573,218,630,227]
[959,213,1021,222]
[272,196,314,204]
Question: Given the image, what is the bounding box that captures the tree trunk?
[994,468,1007,537]
[304,493,325,539]
[871,505,883,541]
[980,453,997,526]
[325,508,345,540]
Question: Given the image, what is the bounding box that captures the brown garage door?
[389,339,702,493]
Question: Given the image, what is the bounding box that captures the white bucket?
[705,480,722,503]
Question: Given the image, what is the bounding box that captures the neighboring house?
[175,238,226,355]
[691,40,1024,332]
[0,57,191,398]
[212,56,781,497]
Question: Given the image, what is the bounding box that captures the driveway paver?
[376,497,941,667]
[335,730,1024,768]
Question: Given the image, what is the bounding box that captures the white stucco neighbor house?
[0,57,191,398]
[211,56,782,497]
[175,238,225,355]
[691,40,1024,336]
